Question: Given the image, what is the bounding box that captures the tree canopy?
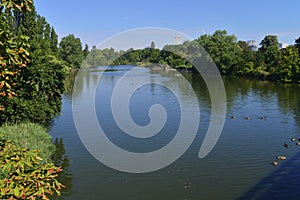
[0,0,67,124]
[59,34,84,69]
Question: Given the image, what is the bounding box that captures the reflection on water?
[50,65,300,199]
[64,70,78,98]
[223,76,300,129]
[51,138,73,197]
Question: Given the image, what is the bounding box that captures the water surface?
[50,65,300,199]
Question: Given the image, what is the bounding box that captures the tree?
[0,0,32,111]
[197,30,242,74]
[151,41,155,49]
[59,34,84,68]
[237,40,250,51]
[295,37,300,55]
[83,44,89,59]
[50,26,59,56]
[258,35,281,73]
[276,46,300,82]
[149,49,160,63]
[1,0,67,124]
[259,35,279,53]
[44,23,51,50]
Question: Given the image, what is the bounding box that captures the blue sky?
[35,0,300,48]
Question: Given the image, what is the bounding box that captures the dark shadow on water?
[238,150,300,200]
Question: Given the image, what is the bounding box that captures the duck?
[277,156,287,160]
[230,115,237,119]
[258,116,267,120]
[184,182,192,189]
[272,161,278,166]
[244,117,252,120]
[296,142,300,146]
[291,137,296,142]
[284,143,290,148]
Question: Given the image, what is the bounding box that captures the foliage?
[83,44,89,59]
[0,0,32,112]
[0,123,55,162]
[0,138,64,199]
[197,30,242,74]
[258,35,281,72]
[0,1,67,125]
[237,40,250,51]
[295,37,300,55]
[259,35,279,53]
[84,46,120,67]
[0,0,32,13]
[150,41,155,49]
[276,46,300,82]
[79,30,300,83]
[59,34,84,69]
[1,54,67,124]
[50,27,59,57]
[2,55,67,124]
[0,1,66,198]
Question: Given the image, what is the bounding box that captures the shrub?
[0,123,55,162]
[0,139,64,199]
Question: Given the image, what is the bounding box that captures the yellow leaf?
[0,81,4,89]
[8,92,13,99]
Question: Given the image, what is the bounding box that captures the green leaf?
[14,186,20,197]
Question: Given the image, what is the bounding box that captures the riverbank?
[110,63,300,84]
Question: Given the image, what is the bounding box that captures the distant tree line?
[84,30,300,83]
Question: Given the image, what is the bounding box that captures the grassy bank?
[0,123,55,162]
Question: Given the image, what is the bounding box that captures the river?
[50,65,300,199]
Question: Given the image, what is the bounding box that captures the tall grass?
[0,123,55,162]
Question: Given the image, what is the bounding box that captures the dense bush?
[0,138,64,199]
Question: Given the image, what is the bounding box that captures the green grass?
[0,123,55,162]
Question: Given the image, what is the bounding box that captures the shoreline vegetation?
[0,0,74,199]
[82,30,300,84]
[0,123,65,199]
[0,123,55,162]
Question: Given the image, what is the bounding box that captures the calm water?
[50,65,300,200]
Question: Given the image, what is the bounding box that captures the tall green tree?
[259,35,281,74]
[259,35,279,53]
[83,44,89,59]
[197,30,242,74]
[1,0,67,124]
[276,46,300,82]
[50,27,59,56]
[295,37,300,55]
[151,41,155,49]
[0,0,32,112]
[59,34,84,68]
[44,23,51,50]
